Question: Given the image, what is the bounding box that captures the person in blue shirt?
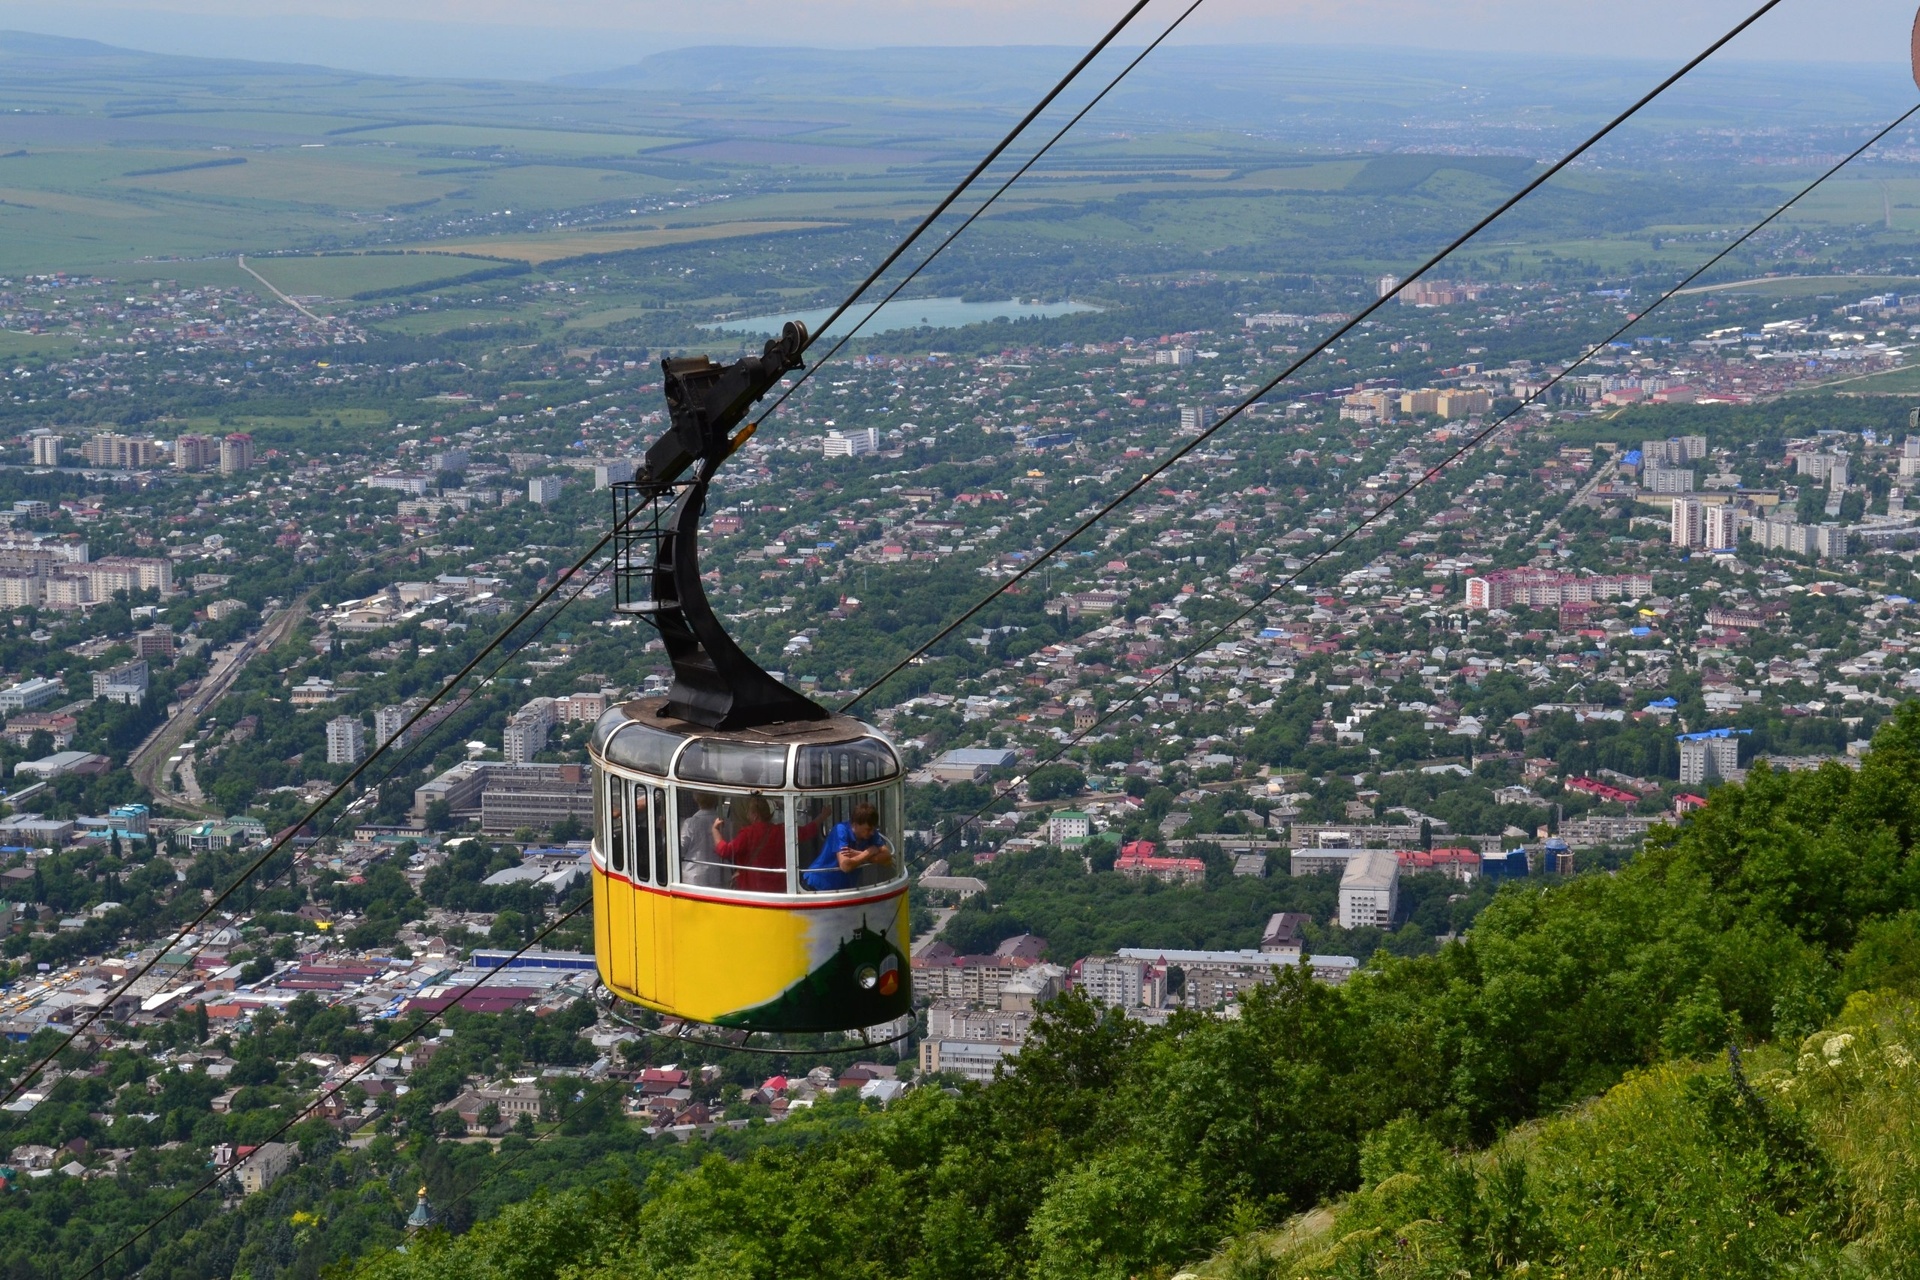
[801,801,894,891]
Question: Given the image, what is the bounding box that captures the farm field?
[402,221,848,265]
[238,253,532,300]
[0,31,1912,363]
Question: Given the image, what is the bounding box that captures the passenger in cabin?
[800,801,894,891]
[713,794,785,892]
[679,791,725,887]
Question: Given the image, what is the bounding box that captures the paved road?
[237,255,331,327]
[911,907,957,958]
[1547,452,1622,528]
[176,756,206,808]
[129,595,309,816]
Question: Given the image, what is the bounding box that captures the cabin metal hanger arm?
[620,321,826,730]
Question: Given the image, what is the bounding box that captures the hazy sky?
[0,0,1913,79]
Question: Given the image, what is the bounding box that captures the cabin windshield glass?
[794,738,898,788]
[676,740,787,788]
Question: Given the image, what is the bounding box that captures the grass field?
[0,33,1916,333]
[113,148,463,209]
[0,331,80,360]
[1803,363,1920,395]
[365,306,551,336]
[353,124,692,155]
[166,408,396,441]
[1779,175,1920,229]
[1678,274,1920,299]
[239,252,519,299]
[403,221,844,264]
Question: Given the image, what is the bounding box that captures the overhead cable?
[840,0,1792,713]
[909,98,1920,869]
[76,895,591,1279]
[789,0,1156,356]
[2,0,1162,1108]
[748,0,1208,427]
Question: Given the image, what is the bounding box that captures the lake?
[707,296,1099,340]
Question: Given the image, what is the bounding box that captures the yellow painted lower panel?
[592,865,910,1033]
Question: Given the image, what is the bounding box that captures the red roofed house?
[1395,847,1482,881]
[1115,840,1205,886]
[1565,777,1640,805]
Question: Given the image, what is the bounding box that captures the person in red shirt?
[713,795,785,893]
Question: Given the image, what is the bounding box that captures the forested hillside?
[350,706,1920,1280]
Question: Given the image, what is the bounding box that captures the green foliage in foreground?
[347,704,1920,1280]
[1212,991,1920,1279]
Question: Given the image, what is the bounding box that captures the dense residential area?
[0,24,1919,1280]
[1,258,1916,1266]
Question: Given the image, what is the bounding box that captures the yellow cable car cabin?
[589,702,909,1033]
[589,321,911,1035]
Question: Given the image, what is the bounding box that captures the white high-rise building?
[1076,956,1153,1008]
[326,716,367,766]
[1670,497,1704,548]
[374,701,421,749]
[528,475,563,505]
[1679,733,1741,785]
[1705,504,1741,551]
[1338,850,1400,930]
[822,428,879,458]
[1645,463,1695,495]
[593,459,635,489]
[502,698,557,764]
[218,433,253,476]
[1179,404,1216,433]
[29,434,60,467]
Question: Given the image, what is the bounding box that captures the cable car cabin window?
[588,707,625,758]
[676,791,787,893]
[795,738,899,788]
[629,783,654,883]
[591,767,606,867]
[676,789,727,888]
[796,790,903,893]
[604,773,627,877]
[604,721,683,776]
[651,785,669,886]
[675,740,787,789]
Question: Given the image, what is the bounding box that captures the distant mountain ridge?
[0,27,337,77]
[0,26,1910,146]
[561,42,1917,133]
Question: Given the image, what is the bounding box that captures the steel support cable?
[0,545,617,1109]
[76,893,592,1280]
[0,548,620,1122]
[789,0,1154,359]
[164,101,1916,1268]
[746,0,1208,429]
[0,3,1163,1107]
[905,100,1920,871]
[415,997,916,1237]
[838,0,1793,715]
